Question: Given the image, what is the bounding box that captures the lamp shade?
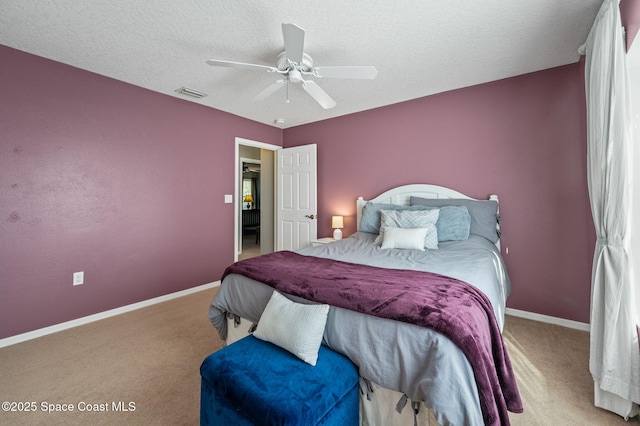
[243,195,254,203]
[331,216,344,229]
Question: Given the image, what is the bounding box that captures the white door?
[276,144,317,251]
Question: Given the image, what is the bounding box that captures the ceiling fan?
[206,23,378,109]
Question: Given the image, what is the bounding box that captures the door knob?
[305,214,316,220]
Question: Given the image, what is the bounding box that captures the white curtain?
[630,14,640,371]
[584,0,639,419]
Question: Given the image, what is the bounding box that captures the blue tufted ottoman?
[200,335,359,425]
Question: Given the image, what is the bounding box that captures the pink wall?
[284,63,595,323]
[0,45,282,339]
[1,38,602,338]
[621,0,640,51]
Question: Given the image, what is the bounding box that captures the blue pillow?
[359,202,471,241]
[359,202,423,234]
[410,197,499,243]
[432,205,471,241]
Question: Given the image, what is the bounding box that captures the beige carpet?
[503,316,636,425]
[0,288,222,426]
[0,287,637,425]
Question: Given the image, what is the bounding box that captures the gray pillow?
[409,196,499,243]
[359,202,471,242]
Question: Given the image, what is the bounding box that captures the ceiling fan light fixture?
[289,68,302,83]
[206,23,376,110]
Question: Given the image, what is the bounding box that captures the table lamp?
[243,195,253,209]
[332,216,344,240]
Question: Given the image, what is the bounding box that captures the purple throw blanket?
[222,251,523,425]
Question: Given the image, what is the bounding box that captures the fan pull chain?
[285,79,290,103]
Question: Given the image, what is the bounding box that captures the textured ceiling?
[0,0,601,128]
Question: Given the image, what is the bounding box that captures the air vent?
[175,87,207,99]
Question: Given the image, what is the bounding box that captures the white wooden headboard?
[356,183,500,247]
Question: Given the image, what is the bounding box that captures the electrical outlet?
[73,271,84,286]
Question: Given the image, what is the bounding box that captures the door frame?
[234,137,280,262]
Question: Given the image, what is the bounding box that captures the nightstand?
[311,237,335,247]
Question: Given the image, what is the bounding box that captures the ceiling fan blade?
[206,59,277,73]
[313,66,378,79]
[254,80,286,101]
[302,80,336,109]
[282,23,305,64]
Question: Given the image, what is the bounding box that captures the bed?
[208,184,522,425]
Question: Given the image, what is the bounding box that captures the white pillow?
[381,227,431,251]
[253,291,329,366]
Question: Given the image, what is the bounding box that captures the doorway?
[235,138,279,262]
[239,159,261,260]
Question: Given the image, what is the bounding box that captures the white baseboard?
[506,308,590,332]
[1,286,588,349]
[0,281,221,349]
